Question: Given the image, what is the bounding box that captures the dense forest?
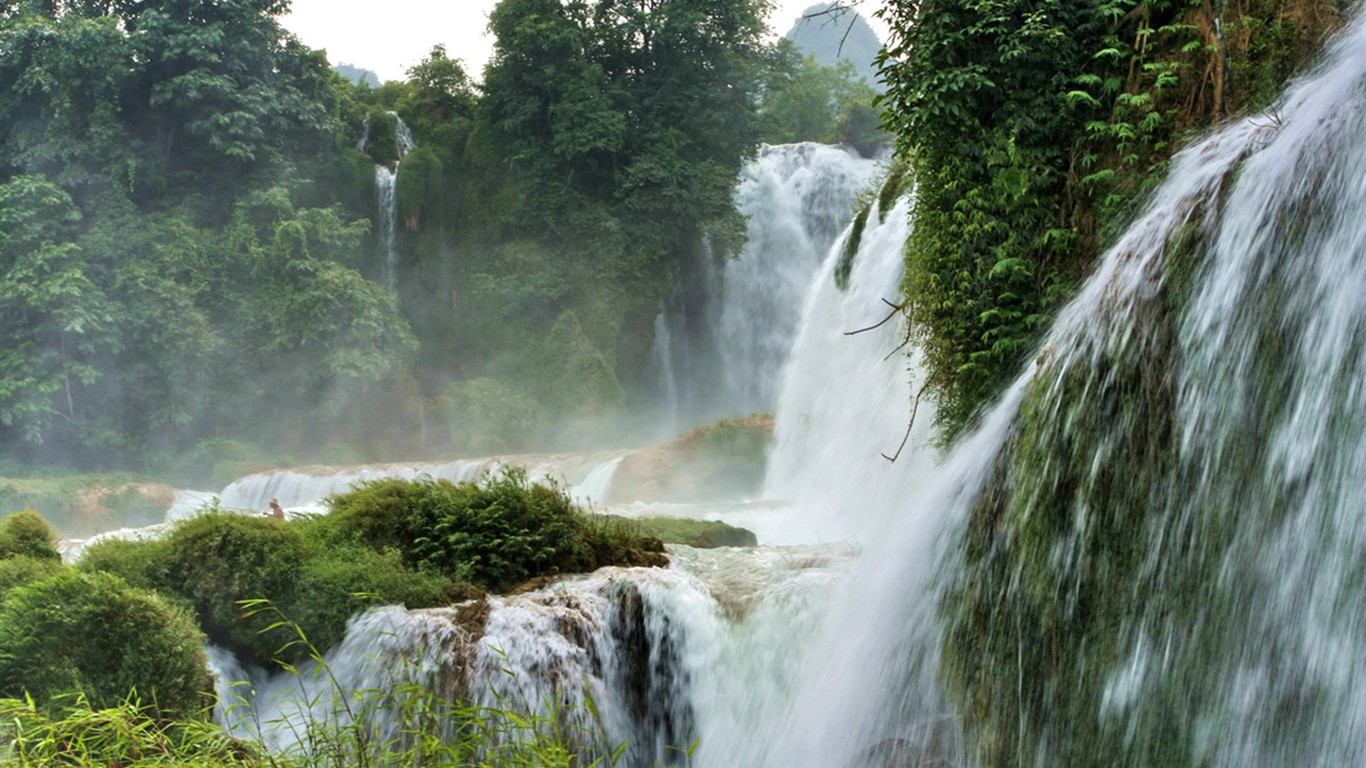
[0,0,882,481]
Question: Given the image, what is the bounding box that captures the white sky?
[280,0,888,84]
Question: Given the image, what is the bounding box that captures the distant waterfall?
[216,450,631,512]
[361,112,416,291]
[645,143,879,433]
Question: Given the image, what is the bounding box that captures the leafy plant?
[0,570,214,718]
[0,509,59,560]
[324,468,665,594]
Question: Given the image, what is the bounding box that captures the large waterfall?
[645,143,879,434]
[207,12,1366,764]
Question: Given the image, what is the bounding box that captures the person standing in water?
[268,498,285,520]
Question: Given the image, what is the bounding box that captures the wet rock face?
[607,415,774,504]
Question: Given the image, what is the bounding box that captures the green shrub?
[79,516,455,666]
[114,513,312,664]
[0,571,213,718]
[325,469,665,594]
[75,535,174,590]
[0,510,60,561]
[284,543,454,654]
[0,556,64,600]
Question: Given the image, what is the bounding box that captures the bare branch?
[795,1,866,59]
[844,298,907,336]
[882,379,928,463]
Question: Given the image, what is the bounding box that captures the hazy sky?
[280,0,888,83]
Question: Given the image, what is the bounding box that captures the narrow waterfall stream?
[206,14,1366,763]
[361,112,416,291]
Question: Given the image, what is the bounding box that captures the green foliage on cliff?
[922,5,1345,759]
[880,0,1342,436]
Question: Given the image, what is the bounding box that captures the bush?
[324,469,665,594]
[283,543,454,654]
[0,555,64,600]
[153,513,310,662]
[0,571,213,718]
[0,510,60,561]
[79,516,454,666]
[75,535,174,591]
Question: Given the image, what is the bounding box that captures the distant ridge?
[334,62,381,87]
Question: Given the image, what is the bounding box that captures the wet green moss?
[834,202,871,292]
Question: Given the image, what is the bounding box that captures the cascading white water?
[216,450,631,512]
[762,194,939,545]
[646,143,879,433]
[211,606,471,753]
[365,112,416,291]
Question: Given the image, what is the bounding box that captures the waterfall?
[215,450,631,512]
[774,9,1366,767]
[207,165,919,765]
[762,193,939,545]
[362,112,416,291]
[206,12,1366,767]
[645,143,879,433]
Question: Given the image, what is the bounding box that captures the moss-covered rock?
[617,516,757,549]
[607,415,774,505]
